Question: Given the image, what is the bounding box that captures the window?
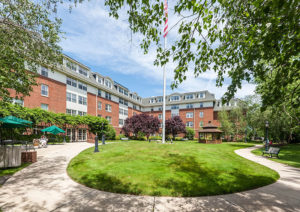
[119,119,124,125]
[41,104,48,110]
[78,81,87,91]
[97,114,102,117]
[170,96,180,101]
[66,109,77,116]
[200,103,203,108]
[186,112,193,118]
[79,67,88,77]
[97,89,101,96]
[12,99,24,106]
[133,104,137,110]
[66,61,77,71]
[171,105,179,110]
[98,101,102,110]
[106,116,112,124]
[78,111,86,116]
[185,94,193,100]
[199,121,204,127]
[67,92,77,103]
[158,114,162,120]
[124,109,128,115]
[199,111,204,118]
[158,107,162,111]
[41,67,48,77]
[41,84,48,97]
[105,80,112,88]
[157,97,163,103]
[149,99,155,103]
[186,104,193,109]
[105,92,111,100]
[66,77,77,87]
[78,129,87,141]
[78,96,87,105]
[105,104,111,112]
[199,93,205,98]
[171,113,179,117]
[133,112,137,116]
[186,122,193,127]
[119,98,128,106]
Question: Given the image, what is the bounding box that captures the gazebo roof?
[198,122,223,133]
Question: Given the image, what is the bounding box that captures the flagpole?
[162,0,168,144]
[162,36,167,144]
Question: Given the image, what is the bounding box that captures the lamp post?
[94,134,99,153]
[265,121,269,151]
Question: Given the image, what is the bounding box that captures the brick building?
[8,55,238,142]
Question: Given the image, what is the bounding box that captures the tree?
[104,0,299,106]
[165,116,186,140]
[218,110,233,141]
[0,0,62,102]
[229,106,247,141]
[122,114,160,141]
[185,127,195,140]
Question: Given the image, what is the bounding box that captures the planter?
[21,151,37,163]
[0,146,22,168]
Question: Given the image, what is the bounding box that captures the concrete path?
[0,144,300,212]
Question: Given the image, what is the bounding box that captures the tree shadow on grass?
[154,154,278,197]
[79,172,143,195]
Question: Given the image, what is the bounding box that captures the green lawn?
[0,163,31,178]
[67,141,279,197]
[252,144,300,168]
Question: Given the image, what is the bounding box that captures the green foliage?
[174,137,183,141]
[0,102,110,137]
[116,134,126,140]
[105,124,116,140]
[218,110,234,139]
[0,0,63,102]
[149,135,162,140]
[136,131,146,141]
[185,127,195,140]
[104,0,299,107]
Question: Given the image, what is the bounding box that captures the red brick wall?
[9,76,66,113]
[96,96,119,128]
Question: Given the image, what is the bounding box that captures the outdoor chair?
[262,147,280,158]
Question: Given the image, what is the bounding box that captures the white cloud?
[58,1,255,99]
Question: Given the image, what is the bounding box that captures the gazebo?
[198,122,223,144]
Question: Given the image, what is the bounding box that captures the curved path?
[0,143,300,212]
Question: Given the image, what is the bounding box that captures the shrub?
[174,137,183,141]
[137,131,146,141]
[105,125,116,140]
[185,127,195,140]
[149,136,162,140]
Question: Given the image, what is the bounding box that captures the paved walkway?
[0,143,300,212]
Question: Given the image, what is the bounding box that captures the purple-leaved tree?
[165,116,186,140]
[122,114,160,141]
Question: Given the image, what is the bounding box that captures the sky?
[57,1,256,99]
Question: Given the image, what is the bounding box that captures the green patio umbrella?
[0,116,32,128]
[41,125,65,135]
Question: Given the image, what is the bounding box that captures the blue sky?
[57,1,255,99]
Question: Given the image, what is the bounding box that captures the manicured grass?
[67,142,279,197]
[0,163,31,178]
[252,144,300,168]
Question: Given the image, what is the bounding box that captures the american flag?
[163,0,168,38]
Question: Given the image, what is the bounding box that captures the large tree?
[122,113,160,141]
[104,0,299,106]
[0,0,62,101]
[165,116,186,139]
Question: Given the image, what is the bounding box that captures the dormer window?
[185,94,194,100]
[97,77,103,84]
[157,97,163,103]
[170,96,180,101]
[79,67,88,77]
[150,99,155,104]
[66,61,77,71]
[105,80,112,89]
[199,93,205,98]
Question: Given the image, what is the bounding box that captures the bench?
[121,137,129,141]
[262,147,280,158]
